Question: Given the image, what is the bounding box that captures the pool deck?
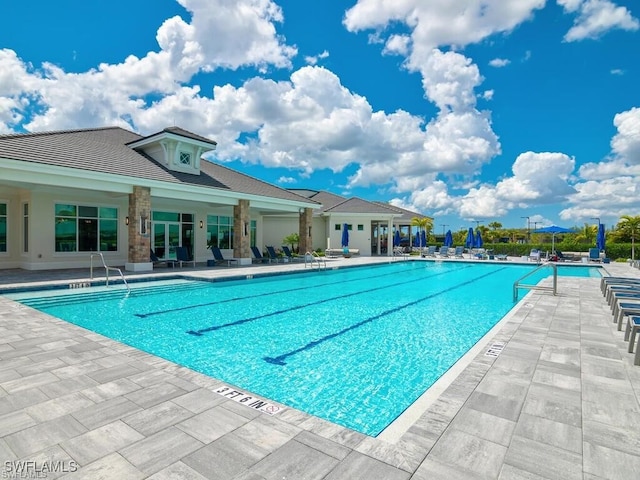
[1,256,640,479]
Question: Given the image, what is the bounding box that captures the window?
[0,203,6,253]
[55,204,118,252]
[207,215,233,249]
[250,220,257,247]
[357,224,364,231]
[335,224,341,231]
[179,151,191,165]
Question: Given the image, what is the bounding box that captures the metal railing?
[90,253,130,293]
[392,247,409,260]
[513,262,557,301]
[304,251,326,269]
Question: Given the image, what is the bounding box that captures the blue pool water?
[7,262,600,436]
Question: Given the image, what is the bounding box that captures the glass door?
[153,222,180,260]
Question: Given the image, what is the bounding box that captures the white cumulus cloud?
[561,0,639,41]
[489,58,510,67]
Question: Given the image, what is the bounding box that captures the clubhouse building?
[0,126,429,271]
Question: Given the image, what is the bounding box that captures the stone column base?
[125,262,153,272]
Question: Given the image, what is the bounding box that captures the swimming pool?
[6,261,601,436]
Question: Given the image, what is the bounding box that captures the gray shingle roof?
[129,126,218,147]
[306,191,348,211]
[372,201,432,222]
[0,127,317,205]
[324,197,400,215]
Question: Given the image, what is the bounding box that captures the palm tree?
[576,223,597,244]
[411,216,433,249]
[487,221,502,243]
[617,215,640,261]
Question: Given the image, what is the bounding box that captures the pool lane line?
[185,264,476,336]
[263,266,509,365]
[133,261,463,319]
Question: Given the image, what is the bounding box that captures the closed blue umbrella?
[341,223,349,248]
[444,230,453,247]
[597,223,605,252]
[475,229,483,248]
[393,229,400,247]
[413,231,420,247]
[465,227,474,248]
[421,229,426,248]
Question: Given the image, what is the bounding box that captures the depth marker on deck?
[484,342,506,358]
[213,385,284,415]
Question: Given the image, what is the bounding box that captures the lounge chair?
[393,246,409,258]
[209,246,238,266]
[325,248,340,258]
[495,253,508,261]
[529,249,541,263]
[421,246,437,258]
[265,246,282,263]
[623,316,640,355]
[281,246,302,262]
[438,246,450,258]
[175,246,196,268]
[589,248,601,262]
[251,246,270,264]
[612,301,640,331]
[473,248,488,260]
[453,246,464,258]
[150,248,176,268]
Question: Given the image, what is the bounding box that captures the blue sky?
[1,1,639,231]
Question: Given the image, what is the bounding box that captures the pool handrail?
[513,262,557,302]
[304,251,326,269]
[90,253,130,293]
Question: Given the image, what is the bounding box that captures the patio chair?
[473,248,488,260]
[438,246,450,258]
[453,246,465,258]
[421,246,437,258]
[209,246,238,267]
[281,246,302,262]
[393,246,409,258]
[623,316,640,353]
[589,248,601,262]
[265,246,282,263]
[175,246,196,268]
[529,249,541,263]
[150,248,176,268]
[251,246,270,264]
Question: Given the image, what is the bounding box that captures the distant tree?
[575,223,597,244]
[617,215,640,261]
[411,216,433,249]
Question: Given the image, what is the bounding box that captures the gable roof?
[324,197,400,215]
[0,127,317,206]
[372,201,432,222]
[126,126,218,149]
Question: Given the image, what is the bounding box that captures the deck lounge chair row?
[325,248,359,258]
[600,275,640,365]
[251,246,305,263]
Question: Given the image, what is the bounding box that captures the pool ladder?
[513,262,557,301]
[304,251,326,270]
[90,253,130,293]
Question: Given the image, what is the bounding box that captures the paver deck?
[1,257,640,479]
